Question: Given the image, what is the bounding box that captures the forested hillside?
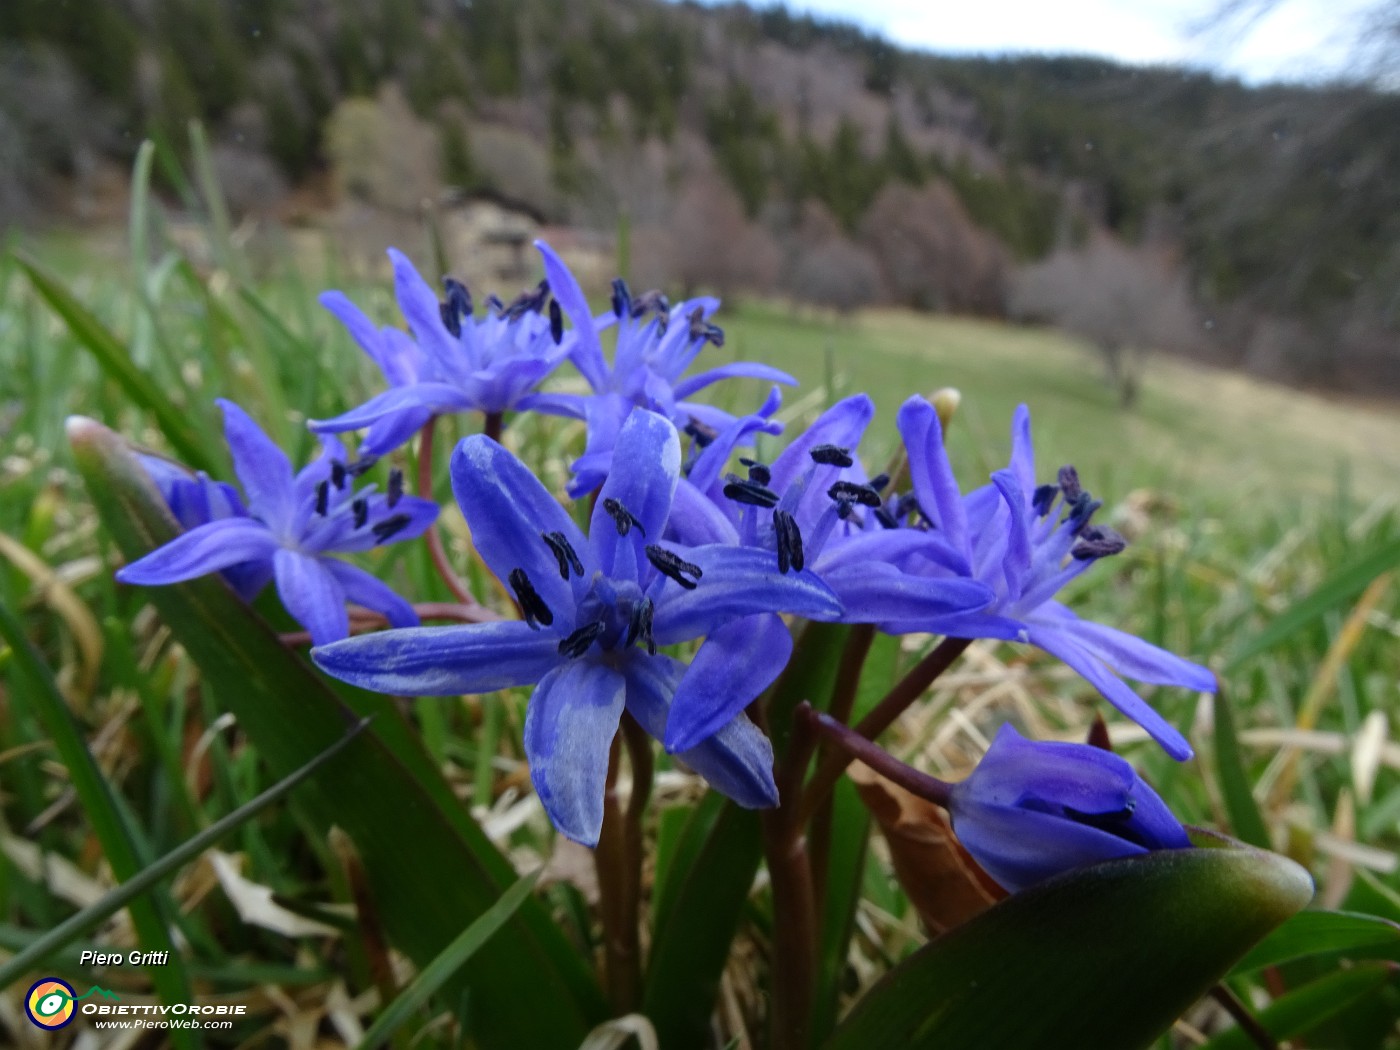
[4,0,1397,392]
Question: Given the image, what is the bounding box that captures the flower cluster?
[119,239,1215,876]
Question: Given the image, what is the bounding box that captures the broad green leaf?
[1226,536,1400,670]
[356,871,541,1049]
[69,418,605,1049]
[1202,962,1394,1050]
[825,846,1314,1050]
[16,254,214,471]
[0,601,196,1047]
[1231,910,1400,974]
[1212,690,1270,847]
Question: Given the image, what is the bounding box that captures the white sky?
[709,0,1383,84]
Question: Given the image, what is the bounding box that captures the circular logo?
[25,978,77,1030]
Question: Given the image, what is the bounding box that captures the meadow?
[1,197,1398,1047]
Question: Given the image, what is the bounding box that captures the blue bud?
[948,724,1190,893]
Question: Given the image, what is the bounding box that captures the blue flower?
[310,247,573,456]
[948,724,1190,893]
[311,409,843,846]
[886,397,1216,760]
[118,400,437,645]
[520,241,797,496]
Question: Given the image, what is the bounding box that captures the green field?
[2,222,1398,1046]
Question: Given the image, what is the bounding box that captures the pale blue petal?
[116,518,278,585]
[319,291,388,371]
[324,559,419,628]
[309,384,474,435]
[1037,605,1217,693]
[819,563,993,626]
[769,394,874,496]
[217,399,296,531]
[991,469,1032,602]
[274,549,348,646]
[1009,404,1036,495]
[896,396,970,566]
[390,248,464,383]
[664,613,792,752]
[524,660,627,846]
[536,240,610,392]
[589,410,679,578]
[671,362,797,400]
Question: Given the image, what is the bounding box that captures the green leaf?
[16,254,214,471]
[1231,910,1400,974]
[1226,536,1400,670]
[0,720,369,988]
[825,845,1314,1050]
[69,417,605,1049]
[1212,690,1270,848]
[356,871,541,1049]
[1202,962,1395,1050]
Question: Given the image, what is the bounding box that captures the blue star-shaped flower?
[118,400,437,645]
[520,241,797,496]
[887,397,1216,760]
[311,409,843,846]
[310,247,573,456]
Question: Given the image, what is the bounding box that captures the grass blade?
[1212,689,1270,848]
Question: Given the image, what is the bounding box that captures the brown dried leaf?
[849,760,1006,935]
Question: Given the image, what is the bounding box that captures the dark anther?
[602,497,645,537]
[828,480,882,507]
[835,499,855,520]
[485,293,505,314]
[331,462,347,490]
[387,468,404,509]
[810,444,854,468]
[315,479,329,516]
[1032,483,1059,517]
[372,513,412,544]
[895,492,923,520]
[549,299,564,344]
[352,498,368,529]
[687,306,724,347]
[346,457,377,478]
[509,567,555,629]
[868,473,890,493]
[504,280,549,320]
[774,508,805,574]
[875,507,898,529]
[441,277,472,337]
[611,278,632,318]
[684,419,718,448]
[1071,525,1127,561]
[541,530,584,579]
[558,620,606,658]
[1066,494,1102,532]
[625,597,656,654]
[723,474,780,508]
[1057,465,1083,502]
[740,458,772,486]
[646,545,703,590]
[630,289,670,319]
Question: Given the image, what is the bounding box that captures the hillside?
[3,0,1398,393]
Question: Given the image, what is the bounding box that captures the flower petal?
[524,660,627,846]
[274,549,349,646]
[769,394,875,496]
[896,396,970,567]
[313,618,561,695]
[1036,605,1217,693]
[360,404,436,458]
[623,652,777,809]
[536,240,610,392]
[450,434,591,623]
[323,560,419,628]
[320,291,387,369]
[991,469,1032,602]
[389,248,464,383]
[671,362,797,400]
[664,613,792,752]
[1009,403,1036,495]
[309,384,473,436]
[650,545,842,645]
[589,409,679,578]
[217,399,296,530]
[1028,625,1194,761]
[819,563,993,626]
[116,518,278,585]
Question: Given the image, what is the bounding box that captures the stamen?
[315,479,329,516]
[558,620,606,658]
[723,474,780,508]
[896,492,923,521]
[509,568,555,629]
[827,480,882,508]
[352,498,368,529]
[1032,483,1059,517]
[631,289,670,319]
[646,545,703,590]
[740,458,772,486]
[441,277,472,337]
[687,306,724,346]
[774,508,804,573]
[1066,494,1102,532]
[835,499,855,520]
[874,507,898,529]
[1058,466,1083,502]
[867,473,890,493]
[504,280,549,320]
[439,300,461,339]
[331,462,347,490]
[684,419,718,448]
[387,468,404,509]
[602,498,645,537]
[625,597,656,654]
[611,278,632,318]
[372,513,412,543]
[541,531,585,579]
[1071,525,1126,561]
[485,293,505,315]
[346,457,377,478]
[810,444,854,467]
[549,299,564,344]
